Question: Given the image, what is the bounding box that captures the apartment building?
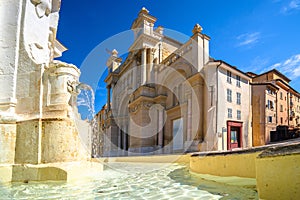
[204,61,252,151]
[250,69,300,146]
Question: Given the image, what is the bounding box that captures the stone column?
[0,1,19,163]
[149,48,154,83]
[0,0,21,116]
[123,126,127,151]
[107,86,110,110]
[118,126,122,150]
[111,82,115,111]
[187,94,192,141]
[141,48,147,85]
[133,65,137,90]
[158,108,164,147]
[154,65,158,84]
[106,131,111,156]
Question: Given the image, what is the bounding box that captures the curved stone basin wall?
[190,143,300,200]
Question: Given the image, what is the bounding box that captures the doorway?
[172,118,183,151]
[227,121,243,150]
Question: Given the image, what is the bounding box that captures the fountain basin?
[0,162,257,199]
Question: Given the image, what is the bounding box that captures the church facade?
[95,8,254,156]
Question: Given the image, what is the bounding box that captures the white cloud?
[293,67,300,77]
[289,0,300,8]
[264,54,300,79]
[236,32,260,47]
[281,0,300,13]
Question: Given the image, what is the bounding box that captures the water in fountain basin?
[0,163,224,199]
[0,162,259,199]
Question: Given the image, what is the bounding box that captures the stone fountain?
[0,0,102,182]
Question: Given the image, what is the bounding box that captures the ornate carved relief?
[129,104,140,113]
[67,80,80,95]
[129,101,154,114]
[142,101,153,109]
[31,0,52,18]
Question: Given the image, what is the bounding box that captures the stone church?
[96,8,253,156]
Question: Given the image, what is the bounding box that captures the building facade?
[250,69,300,146]
[96,8,253,156]
[205,61,252,151]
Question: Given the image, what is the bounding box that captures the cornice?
[129,33,160,52]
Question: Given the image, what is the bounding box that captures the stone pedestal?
[0,123,17,164]
[0,122,17,183]
[14,118,90,165]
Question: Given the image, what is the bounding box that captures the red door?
[230,127,239,149]
[227,121,243,150]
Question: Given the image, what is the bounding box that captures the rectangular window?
[280,117,283,124]
[280,104,283,112]
[267,100,274,110]
[227,89,232,102]
[236,75,241,87]
[228,108,232,118]
[227,70,232,83]
[271,101,274,109]
[237,110,241,120]
[268,116,272,123]
[237,92,241,105]
[280,92,283,100]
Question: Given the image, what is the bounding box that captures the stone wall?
[190,151,259,178]
[256,144,300,200]
[41,118,90,163]
[0,124,16,164]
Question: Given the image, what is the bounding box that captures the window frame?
[227,70,232,84]
[227,89,232,102]
[237,110,241,120]
[267,100,274,110]
[237,92,241,105]
[228,108,233,119]
[268,116,272,123]
[236,75,241,87]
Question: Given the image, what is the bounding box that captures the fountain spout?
[67,80,101,157]
[76,82,93,91]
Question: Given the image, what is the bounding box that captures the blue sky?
[57,0,300,118]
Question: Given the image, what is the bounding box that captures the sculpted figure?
[31,0,52,18]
